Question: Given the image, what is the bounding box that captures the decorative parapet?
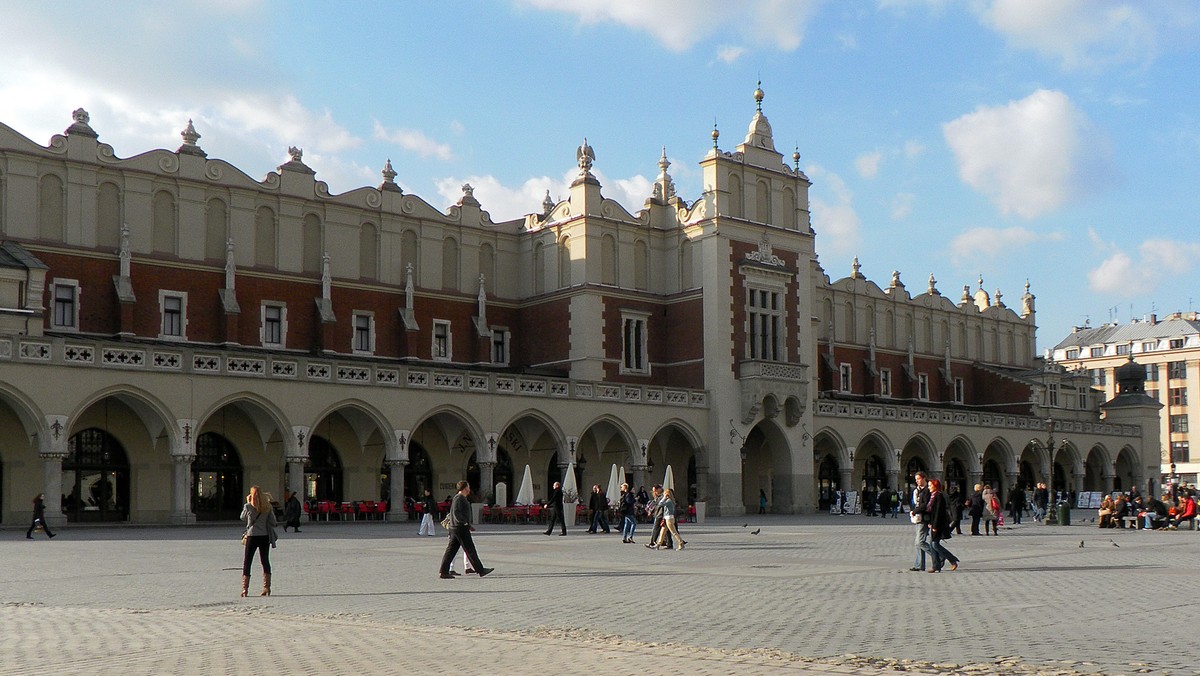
[8,336,706,409]
[814,399,1141,438]
[738,359,809,425]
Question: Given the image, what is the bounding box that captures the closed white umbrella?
[561,461,578,501]
[662,464,675,492]
[514,465,534,505]
[605,464,620,503]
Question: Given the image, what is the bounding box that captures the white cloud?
[372,121,453,161]
[948,226,1060,265]
[903,140,925,158]
[805,164,861,257]
[716,45,747,63]
[855,151,882,179]
[517,0,822,52]
[433,168,654,222]
[943,89,1113,219]
[1087,237,1200,297]
[977,0,1199,70]
[890,192,915,220]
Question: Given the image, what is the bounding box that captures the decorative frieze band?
[814,399,1139,438]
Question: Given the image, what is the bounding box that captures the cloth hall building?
[0,89,1161,527]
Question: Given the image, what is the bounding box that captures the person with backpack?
[982,484,1000,535]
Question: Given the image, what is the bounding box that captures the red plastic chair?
[376,501,388,520]
[317,500,333,521]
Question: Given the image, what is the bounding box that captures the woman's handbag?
[440,514,452,530]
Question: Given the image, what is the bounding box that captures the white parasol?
[514,464,534,505]
[662,464,675,492]
[605,464,620,503]
[561,461,578,501]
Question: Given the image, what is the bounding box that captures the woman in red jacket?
[924,479,960,572]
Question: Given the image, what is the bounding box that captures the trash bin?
[1057,502,1071,526]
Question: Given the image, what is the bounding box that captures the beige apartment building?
[1053,313,1199,487]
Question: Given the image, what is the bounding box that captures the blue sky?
[2,0,1199,353]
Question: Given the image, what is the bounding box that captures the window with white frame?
[1146,364,1159,382]
[746,286,783,361]
[621,312,649,374]
[1142,341,1156,352]
[1169,361,1187,379]
[1170,338,1185,349]
[954,377,965,404]
[491,327,509,365]
[879,368,892,397]
[1065,348,1079,360]
[51,279,80,330]
[432,320,451,360]
[352,312,374,354]
[838,363,852,393]
[917,373,929,401]
[1048,382,1059,407]
[159,291,187,340]
[1078,389,1088,409]
[1171,440,1191,463]
[1115,343,1130,356]
[261,303,286,346]
[1090,346,1104,357]
[1170,414,1188,433]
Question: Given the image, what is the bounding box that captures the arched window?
[359,222,378,280]
[817,455,839,511]
[601,234,617,285]
[945,457,967,498]
[97,182,122,249]
[152,190,176,254]
[756,179,771,223]
[533,241,545,295]
[558,236,571,289]
[400,229,419,280]
[478,243,495,289]
[982,459,1004,502]
[62,428,130,522]
[634,239,648,290]
[192,432,243,521]
[782,186,796,229]
[727,174,743,218]
[304,436,343,502]
[255,206,276,267]
[205,198,228,261]
[302,213,322,274]
[442,236,459,290]
[38,174,65,240]
[679,238,694,290]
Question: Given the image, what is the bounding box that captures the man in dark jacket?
[282,490,302,533]
[543,481,567,536]
[1008,485,1026,525]
[587,485,610,534]
[438,481,492,579]
[910,472,930,572]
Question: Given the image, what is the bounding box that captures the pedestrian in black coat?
[968,483,985,535]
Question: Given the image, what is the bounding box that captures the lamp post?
[1041,418,1066,525]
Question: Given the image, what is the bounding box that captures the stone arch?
[302,212,323,274]
[812,428,845,512]
[647,420,703,504]
[197,392,291,462]
[442,235,459,291]
[152,189,177,255]
[97,181,122,250]
[38,173,65,240]
[558,235,571,288]
[69,386,179,456]
[254,205,276,267]
[1083,443,1113,492]
[410,405,487,492]
[755,179,771,223]
[742,417,794,512]
[359,221,379,280]
[633,239,648,290]
[601,233,617,285]
[727,173,743,218]
[1112,445,1140,492]
[497,410,567,503]
[205,197,228,261]
[310,400,396,503]
[0,381,48,446]
[400,229,419,279]
[478,242,495,288]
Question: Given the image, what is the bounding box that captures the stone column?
[693,464,709,502]
[387,459,407,520]
[838,468,853,494]
[170,455,197,525]
[1004,471,1018,497]
[887,469,900,492]
[1103,473,1114,496]
[632,465,648,492]
[479,461,496,504]
[286,457,306,500]
[41,414,69,528]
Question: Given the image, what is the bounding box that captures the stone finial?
[978,274,985,289]
[181,119,200,146]
[73,108,90,125]
[962,285,971,303]
[462,183,474,198]
[655,146,676,201]
[890,270,902,289]
[542,190,554,216]
[119,223,131,278]
[321,253,331,301]
[754,80,764,112]
[793,146,801,171]
[225,238,236,290]
[404,263,415,311]
[711,121,719,149]
[994,288,1004,307]
[288,146,303,162]
[928,273,938,295]
[851,257,862,279]
[576,138,595,174]
[65,107,98,138]
[382,159,396,183]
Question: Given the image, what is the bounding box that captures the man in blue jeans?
[909,472,931,572]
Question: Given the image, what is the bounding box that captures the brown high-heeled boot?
[261,573,271,596]
[240,575,249,597]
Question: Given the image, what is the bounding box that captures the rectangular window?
[1170,414,1189,433]
[262,303,285,346]
[1169,361,1187,379]
[159,291,186,339]
[1078,390,1088,409]
[1170,338,1185,349]
[1171,440,1191,463]
[52,281,80,329]
[1090,346,1104,358]
[352,312,374,353]
[1048,383,1059,407]
[954,377,965,404]
[1065,348,1079,360]
[839,363,852,393]
[917,373,929,401]
[1170,386,1188,407]
[1115,343,1130,356]
[879,369,892,398]
[1142,341,1157,352]
[622,313,649,373]
[1091,368,1106,386]
[747,287,783,361]
[491,327,509,365]
[432,320,451,360]
[1146,364,1159,382]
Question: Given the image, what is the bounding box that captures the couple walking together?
[911,471,959,573]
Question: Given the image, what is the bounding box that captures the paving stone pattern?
[2,514,1198,675]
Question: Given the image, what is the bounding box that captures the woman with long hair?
[619,483,637,543]
[240,485,277,597]
[924,478,959,572]
[653,488,687,551]
[26,493,56,539]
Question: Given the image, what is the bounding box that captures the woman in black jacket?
[968,483,985,535]
[924,479,960,573]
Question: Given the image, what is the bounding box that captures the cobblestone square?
[3,514,1198,675]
